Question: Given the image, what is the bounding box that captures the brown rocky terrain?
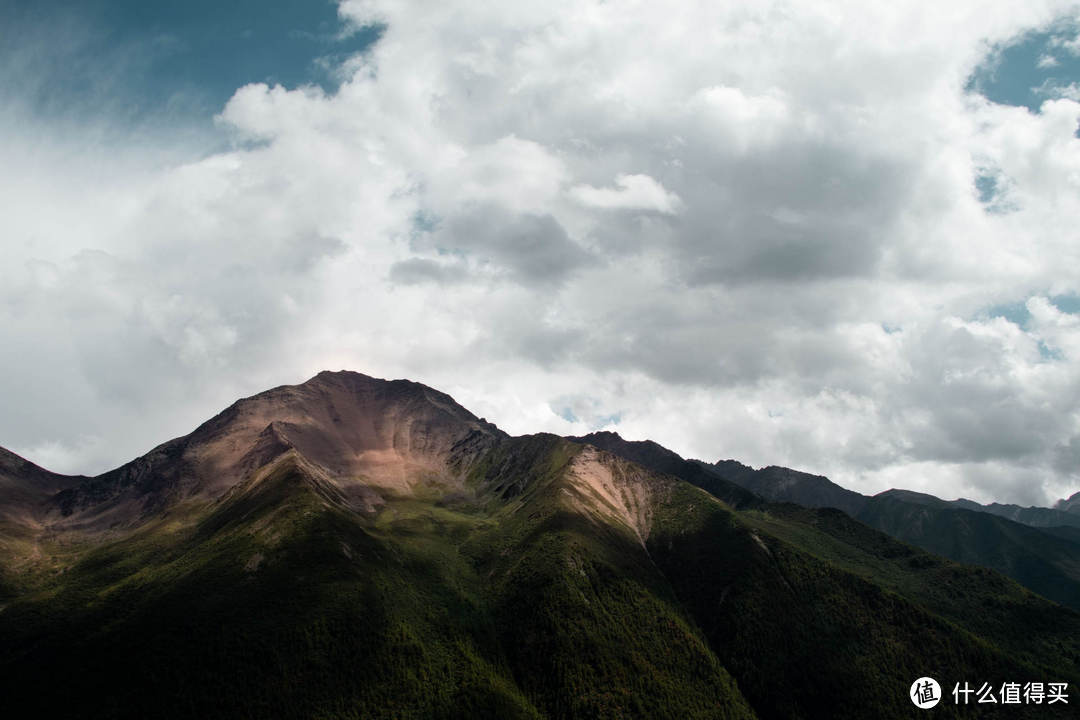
[38,371,506,532]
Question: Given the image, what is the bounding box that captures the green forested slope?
[1,426,1076,719]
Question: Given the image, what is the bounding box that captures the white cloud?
[1035,79,1080,101]
[1049,25,1080,55]
[2,0,1080,507]
[569,174,682,214]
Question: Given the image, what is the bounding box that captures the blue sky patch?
[984,300,1031,328]
[1037,340,1064,361]
[974,172,999,203]
[981,295,1080,330]
[556,406,580,423]
[967,22,1080,114]
[1,0,380,128]
[972,170,1016,213]
[1050,294,1080,314]
[595,413,623,427]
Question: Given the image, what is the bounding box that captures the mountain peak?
[0,445,41,477]
[875,488,944,503]
[49,370,506,528]
[0,445,79,493]
[710,460,867,516]
[582,429,623,441]
[1057,490,1080,514]
[713,458,754,474]
[305,369,401,391]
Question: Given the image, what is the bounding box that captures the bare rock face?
[0,447,83,531]
[560,445,671,546]
[44,371,507,530]
[182,370,505,495]
[568,431,759,509]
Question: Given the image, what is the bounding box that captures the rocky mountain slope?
[742,474,1080,610]
[574,431,1080,611]
[1,372,1077,719]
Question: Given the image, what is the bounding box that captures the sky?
[2,1,1080,507]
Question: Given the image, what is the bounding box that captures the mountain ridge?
[40,371,505,531]
[571,431,1080,611]
[2,371,1078,719]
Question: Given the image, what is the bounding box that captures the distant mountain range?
[1,371,1077,719]
[575,431,1080,611]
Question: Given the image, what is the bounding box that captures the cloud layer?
[2,1,1080,506]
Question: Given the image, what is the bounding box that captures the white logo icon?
[911,677,942,709]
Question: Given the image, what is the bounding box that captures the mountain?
[570,433,1080,610]
[881,488,1080,530]
[0,447,84,597]
[1,372,1078,719]
[661,453,1080,611]
[566,431,760,510]
[707,458,867,516]
[1058,490,1080,514]
[856,492,1080,608]
[703,460,1080,532]
[0,445,82,521]
[49,370,506,529]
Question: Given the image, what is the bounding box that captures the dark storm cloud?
[388,258,470,285]
[410,204,594,286]
[674,141,912,285]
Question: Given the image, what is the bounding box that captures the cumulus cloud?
[1035,78,1080,100]
[1038,53,1061,68]
[2,0,1080,506]
[569,174,682,214]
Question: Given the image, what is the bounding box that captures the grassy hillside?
[575,432,1080,613]
[0,443,757,719]
[1,457,541,719]
[856,494,1080,610]
[738,504,1080,685]
[650,484,1079,720]
[1,436,1077,718]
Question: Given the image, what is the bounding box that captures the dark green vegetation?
[0,443,758,720]
[575,432,1080,612]
[721,464,1080,612]
[650,488,1080,720]
[856,493,1080,610]
[2,374,1078,719]
[880,488,1080,530]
